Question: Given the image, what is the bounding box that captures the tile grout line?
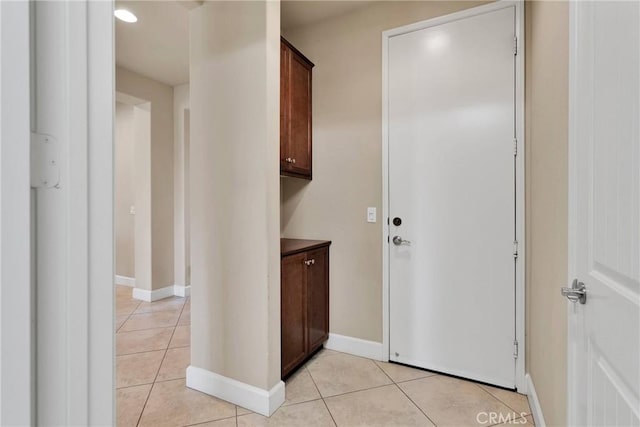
[133,345,168,426]
[304,366,322,398]
[119,306,184,333]
[115,382,156,391]
[154,301,187,382]
[132,373,155,427]
[239,395,328,419]
[474,383,532,417]
[306,356,403,401]
[167,344,190,351]
[394,373,438,384]
[182,414,237,427]
[305,366,338,427]
[319,398,338,427]
[133,298,188,426]
[118,305,184,333]
[115,299,142,333]
[376,360,440,384]
[120,323,181,333]
[131,306,188,315]
[152,375,187,385]
[125,306,185,319]
[318,382,393,401]
[370,359,396,385]
[116,325,187,356]
[116,346,178,358]
[118,325,179,334]
[394,382,439,427]
[371,361,439,427]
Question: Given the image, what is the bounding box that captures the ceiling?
[115,0,373,87]
[282,1,373,30]
[115,1,190,86]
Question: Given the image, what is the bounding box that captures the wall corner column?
[187,0,283,416]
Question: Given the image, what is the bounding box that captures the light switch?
[129,205,136,215]
[367,207,377,223]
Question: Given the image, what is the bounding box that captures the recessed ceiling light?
[114,9,137,23]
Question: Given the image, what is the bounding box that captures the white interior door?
[568,2,640,425]
[387,6,517,388]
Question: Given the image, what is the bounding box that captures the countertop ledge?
[281,238,331,257]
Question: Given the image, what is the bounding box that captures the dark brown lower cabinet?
[281,251,308,376]
[281,239,330,378]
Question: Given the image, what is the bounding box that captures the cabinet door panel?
[287,53,312,177]
[280,43,290,170]
[306,247,329,352]
[281,253,307,377]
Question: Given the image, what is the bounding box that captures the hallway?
[115,285,533,427]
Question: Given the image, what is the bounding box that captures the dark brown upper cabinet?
[280,37,314,180]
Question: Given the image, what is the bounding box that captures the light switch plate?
[367,207,377,223]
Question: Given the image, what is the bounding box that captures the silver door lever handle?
[561,279,586,304]
[392,236,411,246]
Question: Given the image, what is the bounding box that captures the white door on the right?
[568,1,639,426]
[388,6,517,388]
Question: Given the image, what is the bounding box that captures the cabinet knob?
[292,158,296,164]
[304,259,315,266]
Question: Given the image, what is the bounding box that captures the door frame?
[567,2,579,423]
[381,0,526,392]
[28,1,114,424]
[0,1,34,424]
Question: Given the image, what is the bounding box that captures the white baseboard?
[526,373,546,427]
[115,275,135,287]
[173,284,191,297]
[186,365,285,417]
[324,333,384,361]
[132,284,175,302]
[131,283,191,301]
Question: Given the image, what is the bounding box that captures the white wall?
[525,1,569,424]
[115,102,136,278]
[116,66,174,291]
[189,0,281,392]
[174,84,190,288]
[133,103,152,291]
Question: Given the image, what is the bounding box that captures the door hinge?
[30,132,60,189]
[513,138,518,156]
[513,37,518,56]
[513,240,519,259]
[513,340,519,359]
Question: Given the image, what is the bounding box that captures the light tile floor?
[116,285,533,427]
